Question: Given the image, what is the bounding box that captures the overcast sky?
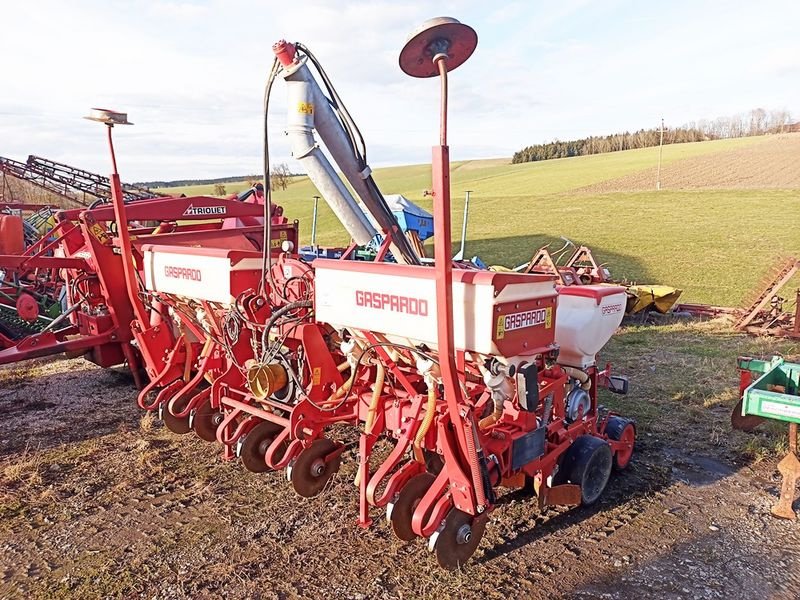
[1,0,798,181]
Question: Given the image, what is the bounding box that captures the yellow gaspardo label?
[312,367,321,386]
[298,102,314,115]
[496,306,552,340]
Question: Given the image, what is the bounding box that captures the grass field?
[158,135,800,306]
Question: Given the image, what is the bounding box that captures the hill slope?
[583,133,800,192]
[158,134,800,306]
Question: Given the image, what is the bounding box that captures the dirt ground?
[581,133,800,193]
[1,319,799,599]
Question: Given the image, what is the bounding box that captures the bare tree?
[270,163,292,191]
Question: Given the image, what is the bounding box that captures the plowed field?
[582,134,800,193]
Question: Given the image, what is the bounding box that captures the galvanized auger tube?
[274,41,421,265]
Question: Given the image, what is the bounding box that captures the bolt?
[456,523,472,545]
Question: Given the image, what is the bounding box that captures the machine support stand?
[772,422,800,520]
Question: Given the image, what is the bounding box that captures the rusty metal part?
[399,17,477,79]
[735,258,799,339]
[533,477,582,509]
[161,402,191,435]
[0,153,164,206]
[730,398,767,431]
[289,438,341,498]
[772,423,799,520]
[389,471,435,541]
[192,400,224,443]
[433,508,488,570]
[240,420,282,473]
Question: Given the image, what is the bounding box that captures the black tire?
[558,435,613,506]
[605,417,636,470]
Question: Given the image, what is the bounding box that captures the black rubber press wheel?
[559,435,613,506]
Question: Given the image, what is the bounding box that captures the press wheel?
[240,421,282,473]
[605,417,636,470]
[389,472,435,541]
[290,438,341,498]
[434,508,487,570]
[192,400,224,442]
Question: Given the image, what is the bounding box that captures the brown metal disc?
[399,17,477,78]
[435,508,487,570]
[241,421,282,473]
[192,400,223,443]
[290,438,341,498]
[161,404,191,435]
[730,398,766,431]
[389,472,435,541]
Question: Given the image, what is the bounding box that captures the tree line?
[511,108,795,164]
[136,162,297,189]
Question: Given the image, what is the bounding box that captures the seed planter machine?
[90,17,637,569]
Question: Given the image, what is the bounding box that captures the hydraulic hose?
[413,378,437,462]
[260,57,280,298]
[364,361,385,434]
[354,361,386,487]
[563,366,592,391]
[258,300,313,362]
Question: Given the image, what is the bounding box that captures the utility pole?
[311,195,320,246]
[656,117,664,191]
[454,190,471,260]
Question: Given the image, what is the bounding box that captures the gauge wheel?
[605,417,636,470]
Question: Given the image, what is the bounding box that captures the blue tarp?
[361,194,434,241]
